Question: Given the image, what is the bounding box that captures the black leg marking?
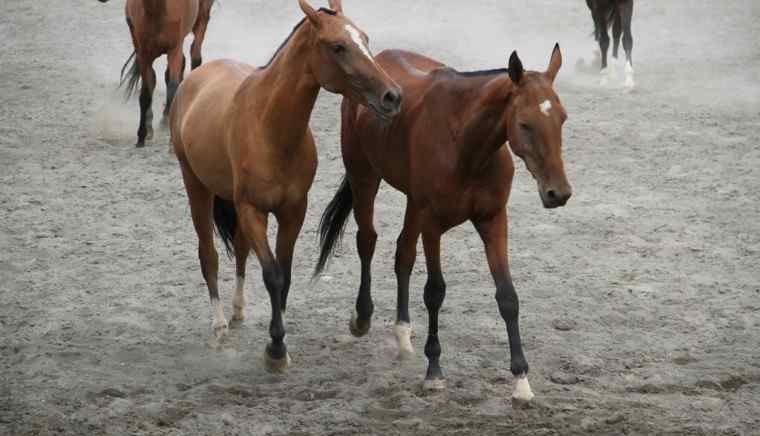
[423,270,446,389]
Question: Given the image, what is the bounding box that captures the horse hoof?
[349,310,371,337]
[135,139,146,148]
[394,322,414,359]
[511,375,535,402]
[213,319,229,339]
[423,377,446,391]
[145,129,154,141]
[231,308,245,322]
[264,351,291,374]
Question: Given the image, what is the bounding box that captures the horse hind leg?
[231,231,250,323]
[190,8,210,69]
[178,158,228,339]
[136,57,157,146]
[162,47,185,128]
[620,0,635,89]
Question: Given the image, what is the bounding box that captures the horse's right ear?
[508,51,524,85]
[298,0,322,28]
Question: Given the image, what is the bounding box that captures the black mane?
[259,8,337,69]
[456,68,509,77]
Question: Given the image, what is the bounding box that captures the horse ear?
[546,43,562,82]
[508,51,524,85]
[328,0,343,14]
[298,0,321,28]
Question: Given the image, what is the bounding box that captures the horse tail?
[119,50,140,100]
[314,176,354,276]
[213,196,237,258]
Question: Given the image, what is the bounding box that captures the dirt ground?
[2,0,759,435]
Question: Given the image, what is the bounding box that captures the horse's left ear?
[546,43,562,82]
[328,0,343,14]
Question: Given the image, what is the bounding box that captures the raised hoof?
[423,377,446,391]
[145,128,154,141]
[349,310,371,337]
[264,351,291,374]
[511,375,535,403]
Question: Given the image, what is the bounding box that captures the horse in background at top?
[586,0,634,88]
[98,0,215,147]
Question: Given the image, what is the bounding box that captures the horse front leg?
[421,228,446,390]
[237,202,289,373]
[474,209,534,404]
[392,202,422,358]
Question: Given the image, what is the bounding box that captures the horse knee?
[495,281,519,321]
[262,263,284,295]
[423,276,446,310]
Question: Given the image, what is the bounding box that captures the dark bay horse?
[586,0,634,87]
[315,45,571,400]
[169,0,401,372]
[99,0,215,146]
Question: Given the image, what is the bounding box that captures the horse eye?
[520,123,533,132]
[332,44,346,55]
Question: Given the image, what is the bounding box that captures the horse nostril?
[382,90,401,109]
[546,189,558,200]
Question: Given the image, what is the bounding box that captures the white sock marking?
[345,25,374,63]
[539,100,552,116]
[512,375,535,401]
[625,61,635,89]
[211,298,228,338]
[394,322,414,356]
[232,275,246,320]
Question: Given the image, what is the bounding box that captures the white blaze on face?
[345,24,374,63]
[539,100,552,116]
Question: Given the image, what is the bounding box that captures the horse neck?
[247,22,321,148]
[455,74,513,177]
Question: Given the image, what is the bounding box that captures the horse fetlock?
[394,322,415,358]
[349,309,371,337]
[212,300,228,338]
[423,361,446,391]
[624,61,635,89]
[264,344,290,373]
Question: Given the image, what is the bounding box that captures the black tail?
[314,177,354,276]
[213,196,237,258]
[119,50,140,100]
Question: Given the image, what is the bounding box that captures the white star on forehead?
[539,100,552,116]
[345,24,374,63]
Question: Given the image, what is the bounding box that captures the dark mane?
[456,68,509,77]
[259,8,337,69]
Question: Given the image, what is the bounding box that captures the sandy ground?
[2,0,760,435]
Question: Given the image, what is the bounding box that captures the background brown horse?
[315,45,570,401]
[100,0,215,146]
[169,0,401,373]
